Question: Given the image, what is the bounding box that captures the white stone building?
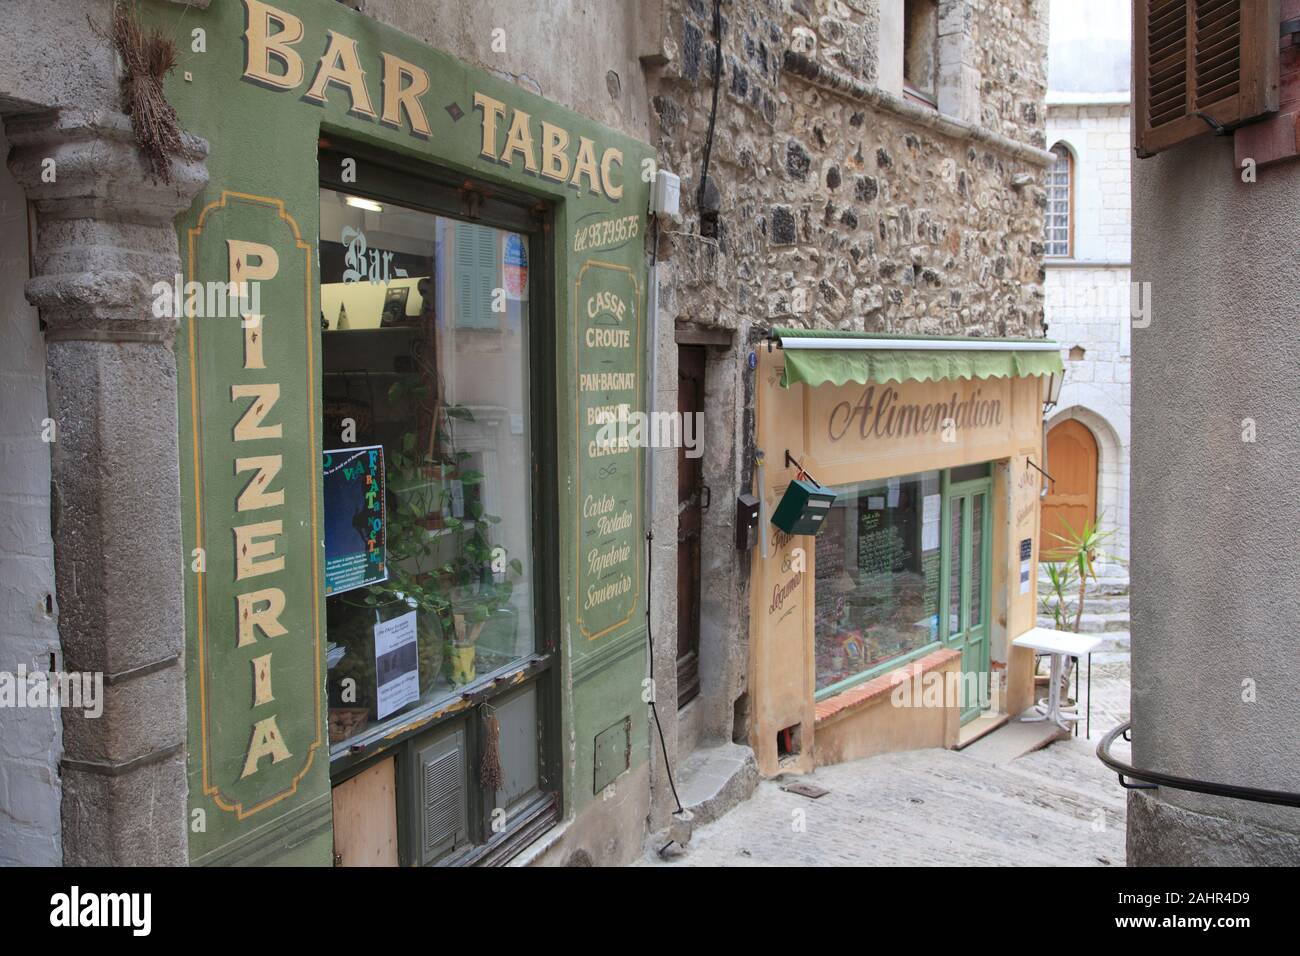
[1041,0,1131,575]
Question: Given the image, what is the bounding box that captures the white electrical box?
[651,170,681,220]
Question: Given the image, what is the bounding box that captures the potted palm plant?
[1039,514,1116,699]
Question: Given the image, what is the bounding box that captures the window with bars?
[1044,144,1072,258]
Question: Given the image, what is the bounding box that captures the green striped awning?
[774,328,1064,389]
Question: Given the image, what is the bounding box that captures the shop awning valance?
[774,328,1064,389]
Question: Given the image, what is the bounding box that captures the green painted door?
[942,475,992,724]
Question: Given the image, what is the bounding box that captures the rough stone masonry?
[648,0,1050,338]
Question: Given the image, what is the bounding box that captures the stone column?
[6,108,207,865]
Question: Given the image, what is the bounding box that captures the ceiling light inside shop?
[345,196,384,212]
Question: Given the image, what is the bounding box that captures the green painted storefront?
[150,0,652,865]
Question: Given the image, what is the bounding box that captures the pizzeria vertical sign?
[575,261,642,641]
[183,191,325,859]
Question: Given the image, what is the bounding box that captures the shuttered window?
[453,221,501,329]
[1135,0,1280,157]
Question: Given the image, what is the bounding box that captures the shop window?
[320,185,535,746]
[814,465,993,698]
[317,151,557,865]
[815,470,942,694]
[1044,144,1072,258]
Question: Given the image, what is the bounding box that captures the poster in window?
[323,445,387,596]
[373,608,419,720]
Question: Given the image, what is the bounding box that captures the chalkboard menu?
[814,472,944,691]
[574,260,642,641]
[857,497,918,582]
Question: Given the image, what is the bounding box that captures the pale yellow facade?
[748,348,1048,777]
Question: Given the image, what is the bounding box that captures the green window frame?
[318,140,562,866]
[814,462,993,702]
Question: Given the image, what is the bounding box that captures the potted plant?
[1039,514,1116,699]
[438,475,522,685]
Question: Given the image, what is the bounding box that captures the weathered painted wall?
[0,127,62,866]
[149,0,654,866]
[357,0,655,141]
[1131,135,1300,862]
[313,0,665,870]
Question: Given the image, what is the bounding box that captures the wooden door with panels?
[1040,419,1098,560]
[676,344,706,708]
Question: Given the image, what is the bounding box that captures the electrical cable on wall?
[645,527,685,817]
[696,0,723,236]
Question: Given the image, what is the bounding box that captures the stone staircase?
[1036,570,1130,653]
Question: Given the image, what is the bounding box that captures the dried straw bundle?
[107,2,183,182]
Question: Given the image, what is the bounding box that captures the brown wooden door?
[676,345,705,707]
[1039,418,1098,560]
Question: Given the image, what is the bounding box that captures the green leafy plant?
[1038,559,1078,631]
[1039,514,1116,700]
[1042,514,1114,634]
[366,380,523,685]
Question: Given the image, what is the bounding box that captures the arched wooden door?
[1040,419,1098,560]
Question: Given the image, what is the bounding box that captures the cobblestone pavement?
[646,657,1132,867]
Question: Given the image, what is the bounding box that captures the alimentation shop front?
[155,0,652,866]
[749,330,1063,776]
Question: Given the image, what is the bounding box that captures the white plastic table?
[1012,627,1103,732]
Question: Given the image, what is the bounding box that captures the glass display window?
[815,464,992,703]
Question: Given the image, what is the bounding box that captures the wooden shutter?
[1135,0,1280,157]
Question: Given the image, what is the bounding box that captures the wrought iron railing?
[1097,720,1300,808]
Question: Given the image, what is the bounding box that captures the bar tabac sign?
[240,0,627,203]
[181,190,325,862]
[161,0,655,859]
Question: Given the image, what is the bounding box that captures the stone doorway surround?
[5,107,208,865]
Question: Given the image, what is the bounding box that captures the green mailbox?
[771,475,836,535]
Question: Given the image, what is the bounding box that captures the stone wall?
[641,0,1050,831]
[1047,102,1131,262]
[649,0,1050,339]
[1044,101,1131,568]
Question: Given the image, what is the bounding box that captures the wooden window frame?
[812,464,993,702]
[1135,0,1281,158]
[318,138,563,865]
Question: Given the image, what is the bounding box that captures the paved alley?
[648,657,1132,867]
